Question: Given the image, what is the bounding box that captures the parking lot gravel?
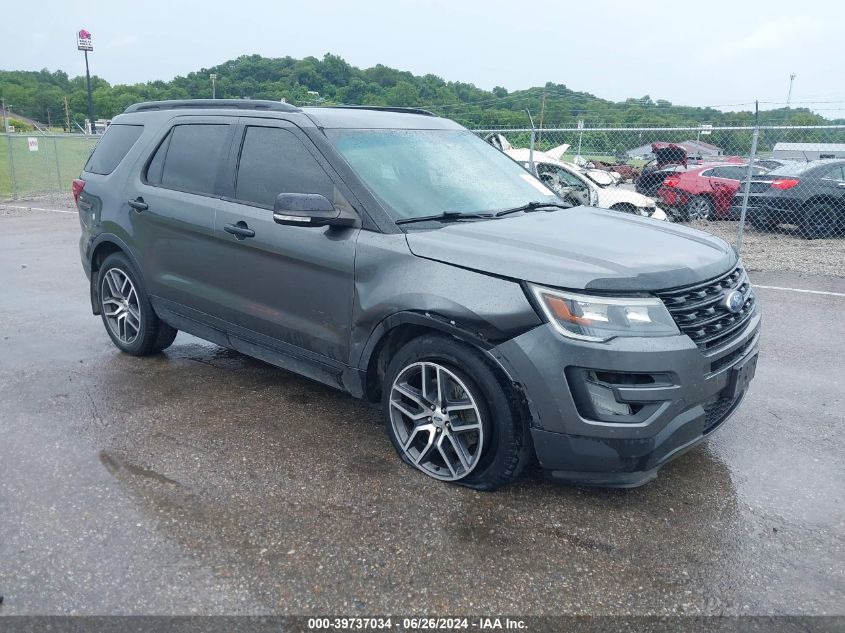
[0,206,843,617]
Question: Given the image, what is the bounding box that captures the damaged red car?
[656,163,769,221]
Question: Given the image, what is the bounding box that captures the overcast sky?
[4,0,844,118]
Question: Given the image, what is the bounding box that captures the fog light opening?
[584,378,632,417]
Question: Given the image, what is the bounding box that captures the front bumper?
[490,309,761,487]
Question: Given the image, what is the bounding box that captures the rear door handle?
[128,198,148,211]
[223,222,255,239]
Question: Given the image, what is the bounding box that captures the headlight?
[528,284,680,342]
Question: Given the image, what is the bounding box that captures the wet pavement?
[0,208,843,616]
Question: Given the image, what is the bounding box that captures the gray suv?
[75,100,760,490]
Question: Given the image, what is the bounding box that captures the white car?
[505,148,667,221]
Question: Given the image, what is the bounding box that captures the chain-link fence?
[1,133,98,199]
[474,124,845,272]
[1,125,843,272]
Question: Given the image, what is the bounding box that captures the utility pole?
[1,97,8,133]
[210,73,217,99]
[787,73,796,107]
[63,96,71,131]
[77,29,96,133]
[84,50,96,133]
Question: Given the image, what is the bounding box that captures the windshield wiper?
[395,211,496,225]
[493,200,572,217]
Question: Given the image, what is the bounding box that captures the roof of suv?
[120,99,461,130]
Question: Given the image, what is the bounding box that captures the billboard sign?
[77,29,93,51]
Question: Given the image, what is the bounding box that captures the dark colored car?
[635,143,689,196]
[75,100,760,490]
[732,159,845,238]
[658,163,769,221]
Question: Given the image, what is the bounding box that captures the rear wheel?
[98,252,178,356]
[686,195,715,221]
[800,203,839,239]
[382,335,530,490]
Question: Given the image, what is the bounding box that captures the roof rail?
[124,99,301,114]
[310,105,437,117]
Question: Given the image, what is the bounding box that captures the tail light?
[72,179,86,203]
[663,176,680,188]
[771,178,799,190]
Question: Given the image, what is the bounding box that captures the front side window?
[536,164,588,195]
[147,124,230,195]
[234,127,334,207]
[326,129,557,221]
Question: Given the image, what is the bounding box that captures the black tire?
[685,195,715,221]
[611,203,638,215]
[800,203,839,239]
[97,252,178,356]
[748,214,777,231]
[381,334,531,491]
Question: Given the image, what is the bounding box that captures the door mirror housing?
[272,193,355,227]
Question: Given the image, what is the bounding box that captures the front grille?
[702,395,741,434]
[656,265,756,351]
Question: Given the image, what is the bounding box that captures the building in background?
[772,142,845,160]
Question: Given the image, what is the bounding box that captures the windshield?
[326,129,558,220]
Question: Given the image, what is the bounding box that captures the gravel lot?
[0,206,843,620]
[690,219,844,278]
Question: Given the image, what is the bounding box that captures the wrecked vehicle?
[505,148,667,220]
[76,100,759,489]
[636,142,689,197]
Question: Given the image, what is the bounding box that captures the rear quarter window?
[83,124,144,175]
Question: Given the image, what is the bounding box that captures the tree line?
[1,53,840,133]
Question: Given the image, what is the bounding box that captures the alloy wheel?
[101,268,142,345]
[687,197,712,221]
[388,361,484,481]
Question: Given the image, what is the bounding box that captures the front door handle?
[128,198,148,211]
[223,221,255,240]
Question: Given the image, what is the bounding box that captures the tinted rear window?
[148,124,230,195]
[84,124,144,175]
[769,162,822,176]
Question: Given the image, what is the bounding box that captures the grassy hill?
[1,53,837,133]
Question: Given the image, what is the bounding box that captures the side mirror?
[272,193,355,228]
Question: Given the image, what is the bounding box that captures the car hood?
[405,207,736,292]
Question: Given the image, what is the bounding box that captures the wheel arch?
[88,235,144,315]
[801,195,841,212]
[610,202,637,214]
[358,311,516,404]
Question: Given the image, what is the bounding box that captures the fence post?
[6,134,17,198]
[53,137,63,191]
[735,102,760,254]
[526,109,537,176]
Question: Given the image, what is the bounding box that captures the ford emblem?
[723,290,745,313]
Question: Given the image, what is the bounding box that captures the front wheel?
[382,335,530,490]
[98,252,178,356]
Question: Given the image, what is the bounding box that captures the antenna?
[787,73,797,107]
